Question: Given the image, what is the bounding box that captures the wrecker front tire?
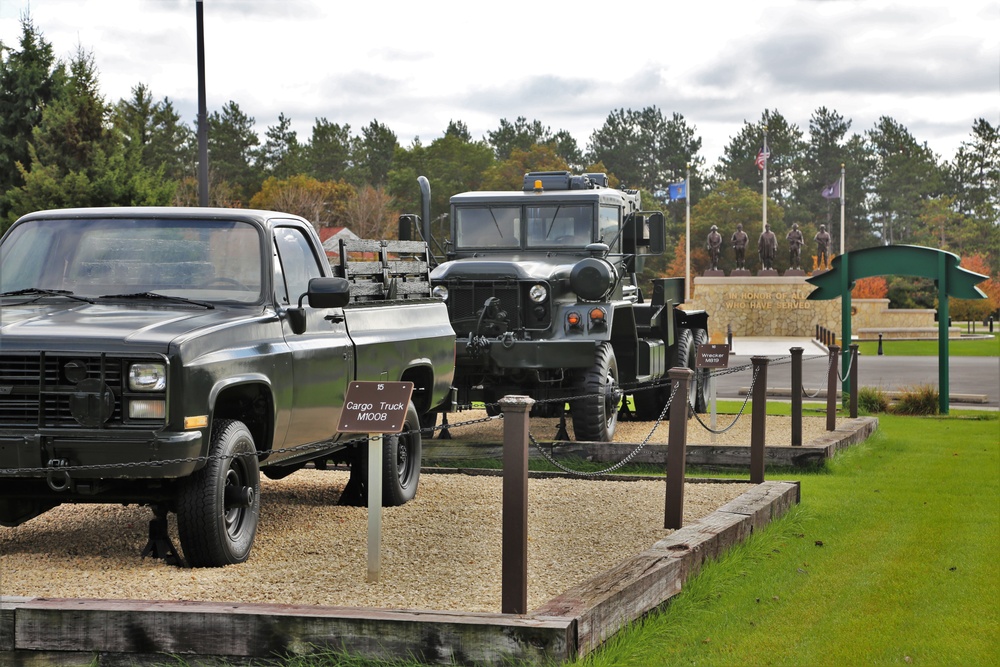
[571,342,620,442]
[177,419,260,567]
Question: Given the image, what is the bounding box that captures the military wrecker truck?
[0,207,455,567]
[406,171,709,443]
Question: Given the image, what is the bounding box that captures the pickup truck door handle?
[325,313,345,324]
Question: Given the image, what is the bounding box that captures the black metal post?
[849,343,859,419]
[499,395,533,615]
[878,333,884,356]
[196,1,209,207]
[826,344,840,431]
[750,356,769,483]
[790,347,803,447]
[664,368,693,530]
[727,324,733,351]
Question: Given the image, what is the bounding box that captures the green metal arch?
[804,244,988,414]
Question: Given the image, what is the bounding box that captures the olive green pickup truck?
[0,207,455,567]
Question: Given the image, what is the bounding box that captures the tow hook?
[45,458,72,492]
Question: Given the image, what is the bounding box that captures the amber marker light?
[534,179,543,192]
[184,415,209,429]
[567,311,583,329]
[589,307,607,325]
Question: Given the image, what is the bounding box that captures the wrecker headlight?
[432,285,449,301]
[129,363,167,392]
[528,284,548,303]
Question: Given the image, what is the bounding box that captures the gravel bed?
[0,472,751,614]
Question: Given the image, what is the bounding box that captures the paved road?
[713,353,1000,408]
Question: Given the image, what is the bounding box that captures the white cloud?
[1,0,997,167]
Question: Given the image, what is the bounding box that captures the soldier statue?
[786,223,804,270]
[731,223,749,270]
[758,223,778,271]
[815,224,832,269]
[706,225,723,271]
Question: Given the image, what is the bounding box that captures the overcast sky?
[1,0,997,170]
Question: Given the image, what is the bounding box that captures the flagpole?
[762,128,768,238]
[684,163,691,302]
[839,163,845,255]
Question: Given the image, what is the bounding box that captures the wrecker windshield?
[454,203,601,250]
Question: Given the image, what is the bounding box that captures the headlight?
[529,284,548,303]
[432,285,449,301]
[129,363,166,392]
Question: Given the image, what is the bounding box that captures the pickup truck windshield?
[454,204,597,250]
[0,217,263,303]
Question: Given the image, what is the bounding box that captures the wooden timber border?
[2,482,799,666]
[1,418,878,665]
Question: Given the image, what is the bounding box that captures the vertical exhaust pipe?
[418,176,432,244]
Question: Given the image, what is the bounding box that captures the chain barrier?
[528,382,679,477]
[0,412,505,478]
[836,348,856,383]
[803,352,836,398]
[1,350,839,479]
[688,365,760,434]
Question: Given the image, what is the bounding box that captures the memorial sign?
[339,381,414,434]
[697,344,730,368]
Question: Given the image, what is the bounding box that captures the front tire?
[571,343,620,442]
[177,419,260,567]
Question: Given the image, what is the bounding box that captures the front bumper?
[0,429,205,480]
[458,338,598,370]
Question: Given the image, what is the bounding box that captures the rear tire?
[571,343,620,442]
[382,401,422,506]
[177,419,260,567]
[675,327,710,414]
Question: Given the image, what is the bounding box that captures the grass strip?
[855,333,998,357]
[576,412,1000,667]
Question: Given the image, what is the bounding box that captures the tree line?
[2,16,997,310]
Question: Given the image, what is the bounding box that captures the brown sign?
[338,381,414,433]
[696,344,730,369]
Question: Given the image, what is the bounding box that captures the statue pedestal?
[687,275,843,338]
[730,269,751,277]
[783,269,806,277]
[757,269,779,277]
[703,269,725,277]
[812,268,829,275]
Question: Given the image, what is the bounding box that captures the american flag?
[755,146,770,170]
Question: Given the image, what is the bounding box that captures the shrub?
[890,384,940,416]
[858,386,890,414]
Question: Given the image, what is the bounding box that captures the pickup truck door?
[273,225,352,449]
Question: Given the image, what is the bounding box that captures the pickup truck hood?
[430,255,579,282]
[0,302,253,352]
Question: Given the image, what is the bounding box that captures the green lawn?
[856,332,999,357]
[575,411,1000,667]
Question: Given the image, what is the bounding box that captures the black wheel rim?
[604,368,620,430]
[223,455,252,538]
[396,429,412,487]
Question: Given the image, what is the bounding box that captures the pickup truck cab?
[0,207,455,567]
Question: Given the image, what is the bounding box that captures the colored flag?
[821,178,841,200]
[755,146,769,170]
[668,182,687,201]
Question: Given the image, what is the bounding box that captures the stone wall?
[684,276,841,339]
[683,278,959,340]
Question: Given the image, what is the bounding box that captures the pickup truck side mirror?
[287,277,351,335]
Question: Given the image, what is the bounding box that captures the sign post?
[697,344,730,444]
[338,381,414,583]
